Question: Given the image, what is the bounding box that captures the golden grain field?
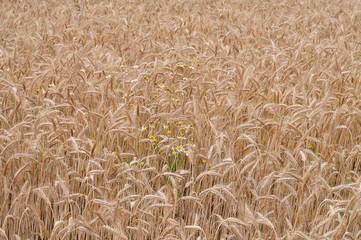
[1,0,361,239]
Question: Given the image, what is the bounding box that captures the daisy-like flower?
[178,136,186,140]
[133,65,139,69]
[167,130,172,135]
[178,63,185,68]
[180,130,185,135]
[176,99,180,103]
[175,122,180,126]
[112,151,116,155]
[189,66,195,70]
[123,94,127,99]
[151,125,155,129]
[157,88,161,92]
[131,79,137,83]
[84,111,89,115]
[172,150,176,155]
[70,91,74,96]
[185,150,189,156]
[202,159,207,163]
[130,104,136,108]
[141,126,147,131]
[144,77,149,81]
[166,120,170,124]
[190,143,196,147]
[163,125,168,129]
[153,139,157,143]
[182,124,186,127]
[154,94,158,98]
[118,65,123,68]
[176,145,184,152]
[107,65,111,68]
[36,86,40,91]
[159,83,165,88]
[140,162,144,166]
[106,75,112,78]
[130,89,134,93]
[149,135,154,139]
[49,83,55,87]
[182,77,187,81]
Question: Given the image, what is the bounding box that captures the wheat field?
[1,0,361,239]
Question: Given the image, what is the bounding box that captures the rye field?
[1,0,361,239]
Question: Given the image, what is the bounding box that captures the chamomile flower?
[117,65,123,68]
[130,104,136,108]
[144,77,149,81]
[83,111,89,115]
[166,120,170,124]
[70,91,74,96]
[112,151,117,155]
[36,86,40,91]
[178,63,185,68]
[167,130,172,135]
[189,66,195,70]
[185,150,189,156]
[140,162,145,166]
[176,145,184,152]
[178,136,186,140]
[175,122,180,126]
[123,94,127,99]
[190,143,196,147]
[151,125,155,129]
[163,125,168,129]
[106,75,112,79]
[149,135,154,139]
[202,159,207,163]
[159,83,165,88]
[182,77,188,81]
[131,79,137,83]
[49,83,55,87]
[154,94,158,98]
[133,65,139,69]
[153,139,157,143]
[107,65,111,68]
[172,150,176,155]
[141,126,147,131]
